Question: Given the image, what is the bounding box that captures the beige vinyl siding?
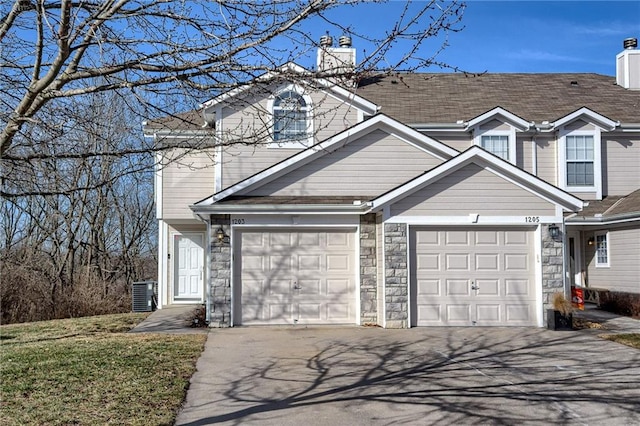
[584,226,640,293]
[249,130,444,197]
[603,135,640,196]
[564,120,595,131]
[220,86,360,188]
[161,148,215,219]
[517,136,533,172]
[391,163,556,216]
[479,120,510,131]
[534,136,556,185]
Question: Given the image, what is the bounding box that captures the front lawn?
[602,333,640,349]
[1,313,206,425]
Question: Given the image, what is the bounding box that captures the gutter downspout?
[194,213,212,324]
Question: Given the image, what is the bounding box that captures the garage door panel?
[327,254,350,271]
[505,279,530,296]
[505,230,528,245]
[476,279,500,296]
[417,279,440,296]
[476,304,501,323]
[476,253,499,270]
[446,254,469,270]
[417,254,439,270]
[446,231,470,245]
[446,279,470,296]
[238,229,356,325]
[298,279,321,295]
[299,255,322,271]
[475,230,499,245]
[411,226,536,327]
[506,304,533,322]
[447,304,471,322]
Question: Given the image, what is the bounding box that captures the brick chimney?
[616,37,640,90]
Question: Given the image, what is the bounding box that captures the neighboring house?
[143,37,640,328]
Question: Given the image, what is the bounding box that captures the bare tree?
[1,0,465,196]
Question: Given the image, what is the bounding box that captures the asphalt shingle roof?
[357,73,640,124]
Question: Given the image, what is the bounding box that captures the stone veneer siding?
[384,223,408,328]
[542,224,565,323]
[209,215,231,328]
[360,214,377,325]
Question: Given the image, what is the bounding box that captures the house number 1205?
[525,216,540,223]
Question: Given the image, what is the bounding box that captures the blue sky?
[307,1,640,76]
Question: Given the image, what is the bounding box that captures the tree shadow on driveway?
[176,327,640,425]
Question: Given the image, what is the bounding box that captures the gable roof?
[567,189,640,224]
[357,73,640,125]
[192,113,458,209]
[371,146,585,213]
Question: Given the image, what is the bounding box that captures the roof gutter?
[190,202,373,215]
[566,211,640,225]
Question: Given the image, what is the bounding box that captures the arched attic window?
[272,90,310,144]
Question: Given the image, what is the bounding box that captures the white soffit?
[551,107,619,131]
[371,146,585,212]
[193,114,459,206]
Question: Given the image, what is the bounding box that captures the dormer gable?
[466,107,532,165]
[552,107,620,200]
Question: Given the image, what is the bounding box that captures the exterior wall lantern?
[216,227,226,243]
[548,224,560,240]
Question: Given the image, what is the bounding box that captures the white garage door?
[235,229,356,325]
[410,227,537,326]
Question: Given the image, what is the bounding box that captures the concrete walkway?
[129,305,208,334]
[573,304,640,334]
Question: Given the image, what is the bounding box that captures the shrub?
[599,290,640,319]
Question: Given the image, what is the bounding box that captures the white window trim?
[267,84,314,149]
[557,127,602,199]
[473,126,517,164]
[594,231,610,268]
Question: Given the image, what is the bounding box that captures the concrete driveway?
[175,326,640,425]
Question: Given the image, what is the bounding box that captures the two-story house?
[144,37,640,328]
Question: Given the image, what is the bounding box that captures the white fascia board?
[190,203,371,215]
[195,114,457,206]
[465,107,532,131]
[200,62,378,117]
[371,146,584,212]
[552,107,619,131]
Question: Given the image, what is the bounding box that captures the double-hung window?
[566,135,594,186]
[595,232,609,267]
[480,135,510,161]
[273,91,309,143]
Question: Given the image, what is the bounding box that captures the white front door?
[174,233,204,300]
[566,230,582,287]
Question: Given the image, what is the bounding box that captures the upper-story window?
[272,90,311,146]
[565,135,594,186]
[557,126,601,198]
[480,135,510,161]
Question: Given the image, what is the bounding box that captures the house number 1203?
[525,216,540,223]
[232,218,245,225]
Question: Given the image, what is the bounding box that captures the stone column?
[384,223,408,328]
[209,215,231,327]
[541,224,564,323]
[359,214,377,325]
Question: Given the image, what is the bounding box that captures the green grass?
[1,313,207,425]
[602,333,640,349]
